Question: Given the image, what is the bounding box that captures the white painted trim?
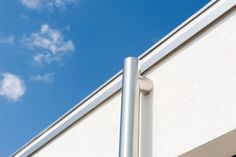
[11,0,236,156]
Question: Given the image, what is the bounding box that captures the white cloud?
[23,24,75,64]
[20,0,78,11]
[0,73,26,102]
[20,0,41,9]
[0,36,15,45]
[30,73,54,83]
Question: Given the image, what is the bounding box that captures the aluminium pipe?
[119,57,153,157]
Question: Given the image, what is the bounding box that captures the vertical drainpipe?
[119,57,153,157]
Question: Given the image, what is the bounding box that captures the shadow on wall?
[140,90,154,157]
[179,128,236,157]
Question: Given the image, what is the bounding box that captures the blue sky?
[0,0,209,156]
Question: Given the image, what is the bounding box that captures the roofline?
[12,0,236,156]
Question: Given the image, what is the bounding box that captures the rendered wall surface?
[144,7,236,157]
[32,92,122,157]
[179,129,236,157]
[32,7,236,157]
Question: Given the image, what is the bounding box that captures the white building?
[12,0,236,156]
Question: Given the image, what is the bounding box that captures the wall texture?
[32,92,122,157]
[145,6,236,157]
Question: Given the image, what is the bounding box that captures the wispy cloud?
[0,73,26,102]
[22,24,75,64]
[0,36,15,45]
[20,0,79,11]
[20,0,41,10]
[20,14,30,20]
[30,73,54,83]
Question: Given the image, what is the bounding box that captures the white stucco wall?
[31,5,236,157]
[145,6,236,157]
[32,92,121,157]
[180,129,236,157]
